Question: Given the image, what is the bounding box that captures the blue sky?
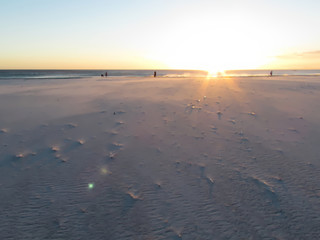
[1,0,320,70]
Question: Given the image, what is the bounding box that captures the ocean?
[0,69,320,79]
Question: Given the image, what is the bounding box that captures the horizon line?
[1,68,320,71]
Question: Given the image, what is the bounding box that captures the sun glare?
[144,9,279,71]
[207,69,225,78]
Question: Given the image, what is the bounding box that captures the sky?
[1,0,320,70]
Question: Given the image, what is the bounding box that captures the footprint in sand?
[15,153,25,159]
[250,176,279,204]
[106,142,124,160]
[49,145,67,161]
[155,181,162,188]
[240,137,249,143]
[0,128,9,133]
[169,227,183,239]
[77,139,85,145]
[14,151,38,159]
[211,125,218,131]
[51,145,60,152]
[110,142,123,150]
[188,103,202,111]
[235,131,244,136]
[65,123,78,129]
[127,191,141,200]
[108,151,117,159]
[106,130,118,136]
[229,119,236,124]
[114,110,126,115]
[115,121,125,125]
[206,175,215,185]
[60,157,68,163]
[288,128,298,133]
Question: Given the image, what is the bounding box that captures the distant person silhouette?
[105,72,108,77]
[154,71,156,77]
[270,71,273,77]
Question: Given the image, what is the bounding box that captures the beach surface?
[0,75,320,239]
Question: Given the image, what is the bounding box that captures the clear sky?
[1,0,320,70]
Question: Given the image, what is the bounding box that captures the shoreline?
[1,69,320,80]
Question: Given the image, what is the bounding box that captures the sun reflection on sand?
[223,77,242,92]
[196,73,249,121]
[100,167,110,175]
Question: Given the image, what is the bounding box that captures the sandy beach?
[0,75,320,239]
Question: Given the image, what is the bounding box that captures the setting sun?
[145,8,277,71]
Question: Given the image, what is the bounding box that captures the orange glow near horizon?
[1,1,320,70]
